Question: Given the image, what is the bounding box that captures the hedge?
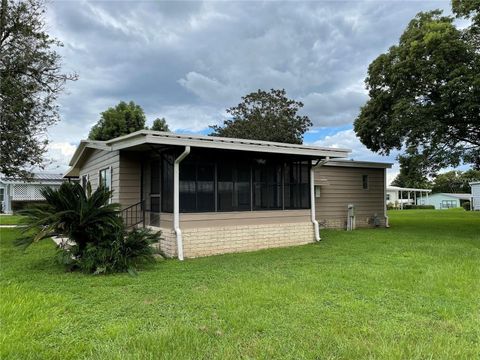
[403,205,435,210]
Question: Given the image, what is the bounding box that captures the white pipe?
[310,164,321,241]
[384,168,389,227]
[174,146,190,261]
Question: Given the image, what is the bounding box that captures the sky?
[43,0,453,183]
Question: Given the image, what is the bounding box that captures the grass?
[0,215,25,225]
[0,210,479,359]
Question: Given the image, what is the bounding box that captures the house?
[65,130,391,259]
[426,193,471,209]
[386,186,432,209]
[469,182,480,210]
[0,173,65,214]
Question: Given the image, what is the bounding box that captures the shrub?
[403,204,435,210]
[462,201,471,211]
[16,182,159,274]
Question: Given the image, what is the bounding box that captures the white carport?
[386,186,432,209]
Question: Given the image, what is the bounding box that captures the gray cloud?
[44,0,451,170]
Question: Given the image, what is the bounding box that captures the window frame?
[362,174,369,190]
[98,167,112,192]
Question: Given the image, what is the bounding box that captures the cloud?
[312,129,400,184]
[43,142,77,173]
[40,0,452,171]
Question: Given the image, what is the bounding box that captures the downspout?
[311,157,329,241]
[174,146,190,261]
[384,168,389,227]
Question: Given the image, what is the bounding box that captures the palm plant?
[16,182,122,252]
[16,182,159,274]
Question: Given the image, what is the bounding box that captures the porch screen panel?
[284,161,310,209]
[179,160,215,212]
[253,161,282,210]
[161,154,174,213]
[217,162,251,211]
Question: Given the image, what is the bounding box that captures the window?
[179,160,215,212]
[441,200,456,209]
[362,175,369,190]
[99,168,112,191]
[0,188,4,202]
[81,174,89,189]
[386,194,391,201]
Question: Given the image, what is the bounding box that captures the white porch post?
[400,190,403,209]
[3,184,12,214]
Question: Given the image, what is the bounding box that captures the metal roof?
[387,186,432,192]
[324,159,393,169]
[0,172,65,184]
[433,193,472,200]
[105,130,351,157]
[67,130,351,172]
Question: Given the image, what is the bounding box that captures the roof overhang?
[387,186,432,192]
[65,130,351,178]
[323,159,393,169]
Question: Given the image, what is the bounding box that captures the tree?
[354,9,480,173]
[210,89,312,144]
[89,101,146,141]
[0,0,77,178]
[391,148,431,188]
[431,169,480,193]
[150,117,170,132]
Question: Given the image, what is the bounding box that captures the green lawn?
[1,210,479,359]
[0,215,25,225]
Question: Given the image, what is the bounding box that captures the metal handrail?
[121,200,145,228]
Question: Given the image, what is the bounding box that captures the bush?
[16,182,159,274]
[403,204,435,210]
[462,201,471,211]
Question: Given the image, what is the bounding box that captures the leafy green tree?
[210,89,312,144]
[391,148,431,188]
[431,169,480,193]
[150,117,170,132]
[354,9,480,172]
[0,0,77,178]
[89,101,146,141]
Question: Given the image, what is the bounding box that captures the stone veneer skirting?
[318,216,388,230]
[151,222,315,259]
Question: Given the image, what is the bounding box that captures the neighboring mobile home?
[386,186,432,209]
[426,193,471,209]
[65,131,391,259]
[469,182,480,210]
[0,173,65,214]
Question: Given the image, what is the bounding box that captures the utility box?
[347,204,355,231]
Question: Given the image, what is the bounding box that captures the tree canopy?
[391,148,431,188]
[210,89,312,144]
[354,7,480,173]
[88,101,146,141]
[0,0,77,178]
[431,169,480,193]
[151,117,170,132]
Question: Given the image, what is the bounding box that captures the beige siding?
[180,209,310,228]
[315,166,386,228]
[118,152,141,208]
[79,149,120,204]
